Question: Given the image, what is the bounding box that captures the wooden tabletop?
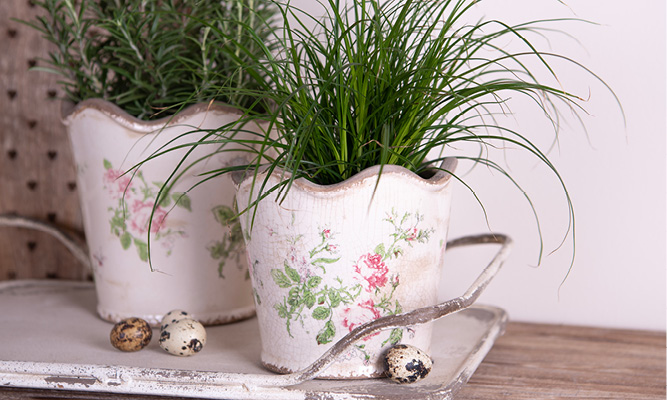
[1,320,663,399]
[457,322,665,399]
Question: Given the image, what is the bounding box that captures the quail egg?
[160,309,192,331]
[109,317,152,352]
[159,318,207,356]
[384,344,432,384]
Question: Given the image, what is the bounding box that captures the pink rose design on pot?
[103,168,132,200]
[129,199,168,235]
[354,252,389,292]
[341,299,382,340]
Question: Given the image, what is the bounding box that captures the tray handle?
[262,233,513,386]
[0,214,511,387]
[0,213,91,271]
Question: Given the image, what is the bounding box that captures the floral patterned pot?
[64,99,256,326]
[234,158,457,378]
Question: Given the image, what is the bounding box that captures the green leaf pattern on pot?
[269,209,433,362]
[207,204,247,279]
[102,159,189,261]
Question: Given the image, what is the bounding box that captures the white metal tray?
[0,280,506,399]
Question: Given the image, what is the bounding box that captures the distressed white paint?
[234,160,457,378]
[0,280,506,399]
[64,100,256,326]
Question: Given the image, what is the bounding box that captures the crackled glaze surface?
[64,99,256,326]
[235,159,457,378]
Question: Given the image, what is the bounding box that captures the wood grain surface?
[0,1,87,282]
[456,322,666,399]
[1,321,664,399]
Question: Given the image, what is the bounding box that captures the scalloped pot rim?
[61,98,243,134]
[234,158,458,196]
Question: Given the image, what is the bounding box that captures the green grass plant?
[145,0,621,270]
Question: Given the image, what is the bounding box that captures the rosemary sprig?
[18,0,279,119]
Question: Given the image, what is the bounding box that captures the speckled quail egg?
[159,318,207,356]
[160,309,192,331]
[384,344,433,384]
[110,317,153,352]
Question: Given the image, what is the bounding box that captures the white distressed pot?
[64,99,256,326]
[234,158,457,378]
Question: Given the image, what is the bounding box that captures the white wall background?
[439,0,666,332]
[288,0,666,331]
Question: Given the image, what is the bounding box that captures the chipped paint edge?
[1,361,304,400]
[0,306,507,400]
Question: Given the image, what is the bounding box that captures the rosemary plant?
[19,0,278,119]
[147,0,620,268]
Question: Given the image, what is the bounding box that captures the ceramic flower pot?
[64,99,256,326]
[234,158,457,378]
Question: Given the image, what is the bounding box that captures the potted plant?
[148,0,619,378]
[16,0,279,326]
